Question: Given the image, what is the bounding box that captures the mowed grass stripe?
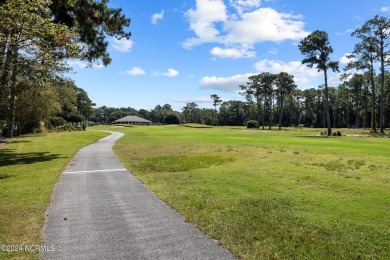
[109,125,390,259]
[0,130,109,260]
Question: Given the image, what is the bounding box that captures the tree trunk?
[369,67,376,132]
[324,70,332,136]
[379,43,385,133]
[278,95,284,130]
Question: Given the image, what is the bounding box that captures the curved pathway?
[42,131,235,260]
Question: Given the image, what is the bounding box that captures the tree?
[349,27,380,132]
[0,0,79,137]
[49,0,131,66]
[259,73,276,129]
[275,72,296,130]
[346,74,365,128]
[182,102,201,124]
[354,16,390,133]
[210,94,222,125]
[299,30,339,136]
[164,112,181,125]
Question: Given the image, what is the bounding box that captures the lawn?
[108,125,390,259]
[0,130,109,260]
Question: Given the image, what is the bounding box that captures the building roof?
[114,116,152,123]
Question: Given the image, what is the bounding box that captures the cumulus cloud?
[151,10,165,25]
[339,53,355,65]
[126,67,145,76]
[67,60,104,69]
[380,7,390,13]
[183,0,227,48]
[210,47,255,58]
[199,73,255,92]
[224,8,308,45]
[112,38,133,52]
[183,0,308,53]
[170,97,212,103]
[230,0,261,15]
[154,68,179,77]
[255,59,321,87]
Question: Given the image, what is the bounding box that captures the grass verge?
[109,125,390,259]
[0,130,109,259]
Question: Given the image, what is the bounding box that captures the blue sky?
[67,0,390,111]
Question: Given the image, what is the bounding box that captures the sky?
[67,0,390,111]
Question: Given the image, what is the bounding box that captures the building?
[113,116,152,125]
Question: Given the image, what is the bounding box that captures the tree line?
[0,0,130,137]
[92,15,389,135]
[1,5,388,137]
[90,68,390,130]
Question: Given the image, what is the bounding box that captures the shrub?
[81,120,87,131]
[247,120,258,129]
[164,113,181,125]
[46,117,68,129]
[332,130,342,136]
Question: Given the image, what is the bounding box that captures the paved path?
[42,131,235,260]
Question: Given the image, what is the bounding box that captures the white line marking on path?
[64,169,128,174]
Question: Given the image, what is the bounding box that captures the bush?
[81,120,87,131]
[46,117,68,129]
[332,130,342,136]
[247,120,258,129]
[164,113,181,125]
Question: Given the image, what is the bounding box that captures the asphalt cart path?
[42,131,235,260]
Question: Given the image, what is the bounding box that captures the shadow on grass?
[0,173,12,180]
[294,136,329,138]
[0,148,64,167]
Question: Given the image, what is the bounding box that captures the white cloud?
[199,73,255,92]
[67,60,104,69]
[165,68,179,77]
[155,68,179,77]
[224,8,308,45]
[380,7,390,13]
[210,47,255,58]
[183,0,227,48]
[254,59,321,87]
[230,0,261,15]
[126,67,145,76]
[184,1,308,51]
[151,10,165,25]
[112,38,133,52]
[339,53,355,65]
[170,97,212,103]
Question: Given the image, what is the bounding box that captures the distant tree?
[299,30,339,136]
[353,16,390,133]
[240,74,262,128]
[182,102,201,123]
[349,27,379,132]
[210,94,222,125]
[259,73,276,129]
[275,72,296,130]
[164,112,181,125]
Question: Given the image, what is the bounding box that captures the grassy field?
[0,130,109,259]
[106,125,390,259]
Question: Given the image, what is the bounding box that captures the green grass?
[106,125,390,259]
[0,130,109,259]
